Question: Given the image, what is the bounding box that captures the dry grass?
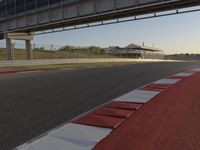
[0,48,116,60]
[0,49,8,60]
[0,48,126,70]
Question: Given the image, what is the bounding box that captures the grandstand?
[105,43,164,59]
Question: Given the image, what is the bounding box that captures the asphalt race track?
[0,62,200,150]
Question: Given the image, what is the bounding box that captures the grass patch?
[0,48,117,60]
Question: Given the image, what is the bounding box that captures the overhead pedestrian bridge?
[0,0,199,60]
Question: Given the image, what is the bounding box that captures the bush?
[58,45,75,52]
[88,46,104,54]
[33,47,45,51]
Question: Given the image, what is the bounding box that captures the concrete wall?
[0,58,177,67]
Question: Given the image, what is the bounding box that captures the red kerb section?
[93,107,134,118]
[74,114,126,129]
[142,84,171,91]
[106,101,142,110]
[94,73,200,150]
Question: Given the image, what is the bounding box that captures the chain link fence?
[0,42,119,60]
[0,41,165,60]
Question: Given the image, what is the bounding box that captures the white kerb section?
[191,68,200,72]
[113,90,160,103]
[153,79,180,85]
[16,123,112,150]
[173,72,194,77]
[17,135,94,150]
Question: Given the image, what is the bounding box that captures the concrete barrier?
[0,58,179,67]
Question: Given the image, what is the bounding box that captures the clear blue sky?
[1,10,200,54]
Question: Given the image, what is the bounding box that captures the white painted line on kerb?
[173,72,194,77]
[113,90,160,103]
[153,79,181,85]
[16,123,112,150]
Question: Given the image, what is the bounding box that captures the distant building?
[105,43,164,59]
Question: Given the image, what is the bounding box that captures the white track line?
[113,90,160,103]
[172,72,194,77]
[153,79,180,84]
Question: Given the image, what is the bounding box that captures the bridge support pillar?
[6,38,14,60]
[25,40,33,60]
[4,32,33,60]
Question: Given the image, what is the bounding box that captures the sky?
[1,9,200,54]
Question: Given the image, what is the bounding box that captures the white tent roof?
[125,44,161,52]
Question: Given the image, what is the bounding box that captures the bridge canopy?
[0,0,199,19]
[0,0,199,38]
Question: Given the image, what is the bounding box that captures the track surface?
[0,62,200,150]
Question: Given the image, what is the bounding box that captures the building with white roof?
[105,43,164,59]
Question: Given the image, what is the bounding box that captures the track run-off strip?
[15,67,200,150]
[0,69,42,75]
[0,68,77,75]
